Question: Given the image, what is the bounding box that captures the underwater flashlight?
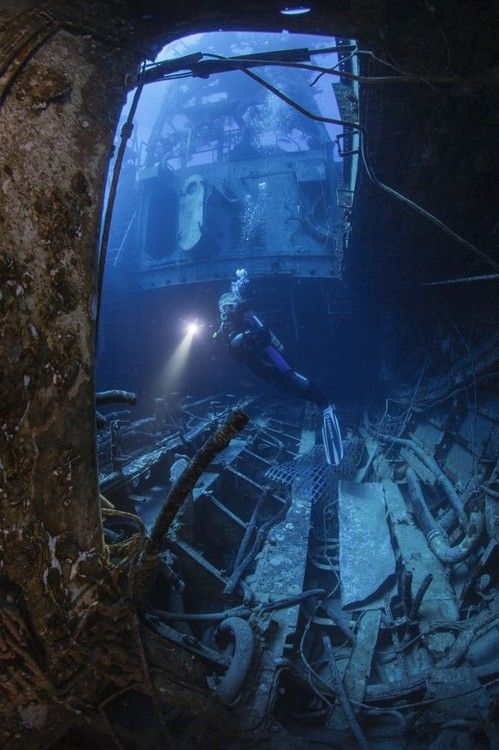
[186,321,200,335]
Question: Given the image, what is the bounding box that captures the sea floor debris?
[90,390,499,748]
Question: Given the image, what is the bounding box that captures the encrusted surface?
[338,481,395,607]
[0,9,144,745]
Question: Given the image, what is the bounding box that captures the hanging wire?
[428,297,481,491]
[215,64,498,273]
[373,356,430,479]
[298,610,368,749]
[369,355,430,482]
[151,52,458,86]
[95,44,498,350]
[310,50,358,87]
[133,50,497,271]
[96,69,145,334]
[351,677,499,713]
[298,608,499,713]
[414,273,499,286]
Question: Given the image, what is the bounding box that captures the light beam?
[158,320,202,394]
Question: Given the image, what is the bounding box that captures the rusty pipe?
[95,390,137,405]
[406,469,483,565]
[376,432,466,526]
[212,617,255,704]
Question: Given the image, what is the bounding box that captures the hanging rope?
[237,66,498,272]
[96,74,144,333]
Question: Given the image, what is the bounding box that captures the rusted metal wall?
[0,4,148,745]
[0,9,138,610]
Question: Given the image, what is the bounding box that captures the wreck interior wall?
[0,24,133,620]
[346,0,498,384]
[0,4,151,744]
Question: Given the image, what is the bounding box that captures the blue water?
[97,30,370,415]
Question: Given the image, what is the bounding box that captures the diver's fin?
[322,404,343,466]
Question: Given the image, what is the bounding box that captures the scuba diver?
[213,270,343,466]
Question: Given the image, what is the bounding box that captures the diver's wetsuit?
[216,304,328,408]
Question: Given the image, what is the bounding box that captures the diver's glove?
[230,327,271,351]
[213,321,232,341]
[322,404,343,466]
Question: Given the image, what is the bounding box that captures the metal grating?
[265,435,363,503]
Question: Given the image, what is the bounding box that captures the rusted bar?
[150,590,325,622]
[259,589,325,613]
[323,636,369,750]
[101,507,145,536]
[459,541,498,609]
[406,469,484,565]
[409,573,433,621]
[100,493,114,509]
[263,425,301,442]
[241,448,273,465]
[212,618,255,704]
[225,465,268,491]
[375,431,466,525]
[96,411,107,428]
[224,486,271,595]
[402,568,413,621]
[146,410,249,558]
[95,390,137,406]
[224,497,289,596]
[135,411,249,609]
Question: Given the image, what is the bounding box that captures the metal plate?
[338,481,396,608]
